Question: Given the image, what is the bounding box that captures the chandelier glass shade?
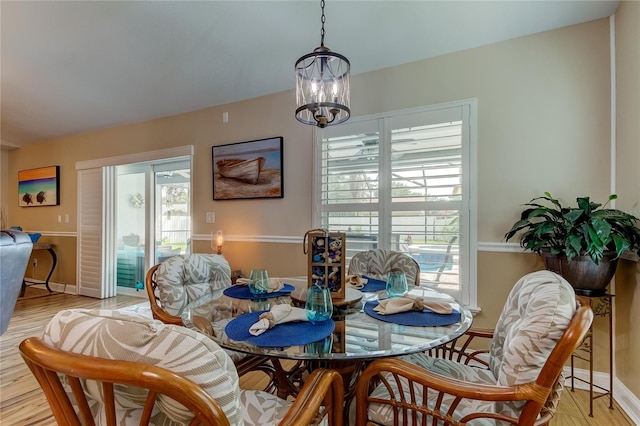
[295,1,350,128]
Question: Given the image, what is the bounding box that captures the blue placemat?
[223,283,295,299]
[225,311,335,347]
[364,301,461,326]
[360,276,387,292]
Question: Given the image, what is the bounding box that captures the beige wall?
[0,151,8,228]
[2,15,638,402]
[354,20,612,243]
[614,0,640,398]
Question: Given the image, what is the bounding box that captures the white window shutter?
[77,168,111,298]
[315,102,475,304]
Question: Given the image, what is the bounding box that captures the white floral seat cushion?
[43,309,293,426]
[365,270,577,425]
[348,249,420,286]
[156,254,232,316]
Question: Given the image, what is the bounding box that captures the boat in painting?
[216,157,266,184]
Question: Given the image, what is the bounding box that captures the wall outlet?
[206,212,215,223]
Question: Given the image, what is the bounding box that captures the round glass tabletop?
[181,277,473,361]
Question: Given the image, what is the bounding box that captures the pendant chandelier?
[295,0,350,128]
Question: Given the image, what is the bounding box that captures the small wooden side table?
[21,243,57,296]
[568,294,614,417]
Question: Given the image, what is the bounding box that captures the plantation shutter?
[316,103,471,302]
[77,168,115,298]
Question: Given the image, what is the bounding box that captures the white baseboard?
[563,367,640,424]
[25,280,149,298]
[562,366,611,393]
[23,279,76,294]
[614,377,640,425]
[49,281,75,294]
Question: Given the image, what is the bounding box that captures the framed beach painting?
[18,165,60,207]
[212,136,283,200]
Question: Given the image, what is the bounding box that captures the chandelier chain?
[320,0,326,47]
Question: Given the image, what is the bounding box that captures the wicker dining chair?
[145,254,276,388]
[354,270,593,425]
[21,309,344,426]
[348,249,421,287]
[145,254,231,325]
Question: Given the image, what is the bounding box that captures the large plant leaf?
[522,206,557,220]
[612,234,631,257]
[585,224,605,249]
[541,192,562,209]
[565,234,583,260]
[564,209,584,225]
[576,197,592,214]
[591,218,612,240]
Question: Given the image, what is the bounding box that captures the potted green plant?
[504,192,640,296]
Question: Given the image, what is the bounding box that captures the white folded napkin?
[249,304,309,336]
[347,274,367,289]
[374,296,452,315]
[235,277,285,293]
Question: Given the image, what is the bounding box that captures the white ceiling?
[0,0,619,149]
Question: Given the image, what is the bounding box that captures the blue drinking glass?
[305,284,333,323]
[386,271,408,298]
[248,298,270,312]
[248,269,269,295]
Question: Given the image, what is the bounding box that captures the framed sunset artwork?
[18,165,60,207]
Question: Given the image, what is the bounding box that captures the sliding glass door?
[116,165,148,291]
[77,146,193,299]
[115,159,191,294]
[154,163,191,263]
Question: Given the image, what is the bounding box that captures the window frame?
[312,100,477,308]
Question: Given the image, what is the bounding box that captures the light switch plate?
[206,212,215,223]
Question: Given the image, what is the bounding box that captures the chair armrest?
[149,304,184,325]
[356,358,545,426]
[279,368,344,426]
[457,327,494,366]
[465,327,494,339]
[191,315,215,336]
[429,327,494,366]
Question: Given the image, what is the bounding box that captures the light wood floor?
[0,291,635,425]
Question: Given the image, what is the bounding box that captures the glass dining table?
[181,276,473,417]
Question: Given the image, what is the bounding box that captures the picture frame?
[212,136,283,200]
[18,165,60,207]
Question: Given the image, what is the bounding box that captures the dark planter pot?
[541,250,618,297]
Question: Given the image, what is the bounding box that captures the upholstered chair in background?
[145,253,231,325]
[21,309,344,426]
[145,253,276,387]
[355,270,593,425]
[348,249,421,286]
